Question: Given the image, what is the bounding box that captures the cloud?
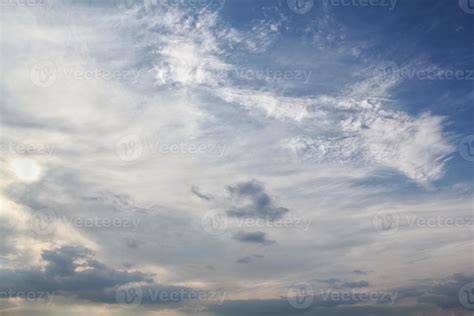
[226,180,289,221]
[236,254,264,264]
[341,280,370,288]
[233,231,275,245]
[191,186,212,201]
[0,245,150,301]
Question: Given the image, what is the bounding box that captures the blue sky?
[0,0,473,315]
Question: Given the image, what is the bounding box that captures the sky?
[0,0,473,315]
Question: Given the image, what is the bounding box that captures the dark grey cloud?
[226,180,289,221]
[341,280,370,288]
[125,238,141,249]
[318,278,370,289]
[0,246,150,298]
[236,254,264,264]
[351,270,369,275]
[0,245,208,306]
[206,299,436,316]
[233,231,275,245]
[205,273,474,315]
[191,186,212,201]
